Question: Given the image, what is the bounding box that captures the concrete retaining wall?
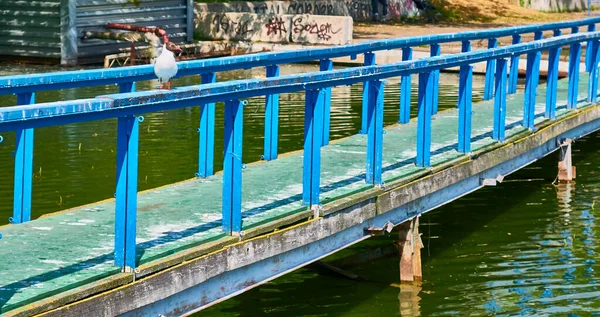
[290,14,353,44]
[195,0,421,21]
[195,12,353,45]
[195,12,291,43]
[524,0,588,12]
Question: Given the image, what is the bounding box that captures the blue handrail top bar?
[1,31,597,132]
[1,17,600,95]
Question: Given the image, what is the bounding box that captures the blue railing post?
[553,29,562,37]
[361,52,376,134]
[568,42,582,109]
[12,92,35,224]
[461,40,472,54]
[459,40,472,98]
[119,82,136,94]
[114,114,140,270]
[399,47,413,124]
[263,65,280,161]
[303,89,324,207]
[416,72,433,167]
[198,73,216,177]
[524,51,541,130]
[508,34,522,94]
[586,24,596,72]
[546,43,561,119]
[365,80,384,185]
[493,59,508,141]
[430,43,441,114]
[320,58,333,146]
[222,99,244,235]
[458,65,473,153]
[588,40,600,103]
[483,38,498,100]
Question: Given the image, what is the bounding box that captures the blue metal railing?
[2,19,600,225]
[1,30,600,269]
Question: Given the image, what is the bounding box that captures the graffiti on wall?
[196,12,352,44]
[265,17,288,36]
[291,16,341,41]
[287,2,337,15]
[211,13,254,37]
[196,0,423,21]
[387,0,419,18]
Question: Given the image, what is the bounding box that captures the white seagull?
[154,41,182,90]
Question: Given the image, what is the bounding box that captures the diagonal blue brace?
[198,73,216,177]
[365,80,384,185]
[587,40,600,103]
[493,59,508,141]
[115,114,140,271]
[458,64,473,153]
[416,72,433,167]
[568,42,582,109]
[399,47,413,124]
[303,89,324,207]
[360,52,376,134]
[546,44,561,120]
[12,92,35,224]
[320,58,333,146]
[223,100,244,235]
[508,35,522,94]
[524,50,541,130]
[430,43,441,114]
[483,38,498,100]
[263,65,280,161]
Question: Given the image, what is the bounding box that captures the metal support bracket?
[481,174,504,186]
[364,221,394,235]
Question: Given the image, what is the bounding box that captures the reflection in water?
[398,283,422,316]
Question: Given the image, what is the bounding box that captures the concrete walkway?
[0,72,594,315]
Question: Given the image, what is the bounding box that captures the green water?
[4,62,597,316]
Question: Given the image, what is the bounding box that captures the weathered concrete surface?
[194,12,352,45]
[195,0,350,16]
[195,0,421,21]
[195,12,292,43]
[290,14,353,44]
[524,0,588,12]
